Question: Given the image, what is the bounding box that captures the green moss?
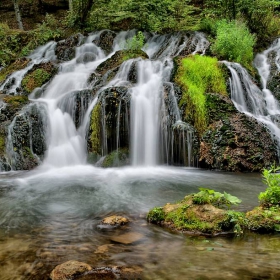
[21,68,53,94]
[102,148,129,168]
[246,206,280,232]
[175,55,227,136]
[90,104,101,155]
[0,135,5,155]
[3,95,29,110]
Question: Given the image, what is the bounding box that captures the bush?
[259,166,280,208]
[123,31,145,51]
[211,19,255,68]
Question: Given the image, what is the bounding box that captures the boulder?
[101,215,130,226]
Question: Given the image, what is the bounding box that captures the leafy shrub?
[175,55,227,135]
[147,207,165,223]
[123,31,145,51]
[211,19,255,68]
[193,188,241,209]
[259,165,280,208]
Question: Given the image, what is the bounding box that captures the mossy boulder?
[147,192,245,235]
[101,148,130,168]
[21,62,58,95]
[246,206,280,233]
[1,95,29,119]
[96,49,148,76]
[199,112,277,172]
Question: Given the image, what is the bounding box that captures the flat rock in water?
[50,260,92,280]
[110,232,144,244]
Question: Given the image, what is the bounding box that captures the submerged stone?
[50,260,92,280]
[110,232,144,244]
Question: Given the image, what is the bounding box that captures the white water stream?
[225,39,280,157]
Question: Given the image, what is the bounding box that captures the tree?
[13,0,24,30]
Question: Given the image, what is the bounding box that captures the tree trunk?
[13,0,24,30]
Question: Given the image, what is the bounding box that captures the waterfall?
[0,30,209,170]
[225,52,280,157]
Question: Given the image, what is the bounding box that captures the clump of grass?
[176,55,227,135]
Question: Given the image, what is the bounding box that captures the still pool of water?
[0,166,279,280]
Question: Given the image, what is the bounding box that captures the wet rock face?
[8,104,48,170]
[55,34,83,61]
[88,87,131,160]
[93,30,116,55]
[96,49,148,76]
[200,113,277,172]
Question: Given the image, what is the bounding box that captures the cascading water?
[0,30,209,170]
[225,39,280,157]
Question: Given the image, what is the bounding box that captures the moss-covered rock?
[147,192,245,235]
[101,148,130,168]
[96,49,148,76]
[2,95,29,119]
[88,103,102,157]
[21,62,58,95]
[246,206,280,233]
[199,112,277,172]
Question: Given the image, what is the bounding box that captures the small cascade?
[130,60,163,166]
[0,42,57,95]
[40,33,106,168]
[225,61,280,157]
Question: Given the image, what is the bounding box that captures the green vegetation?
[203,0,280,45]
[259,165,280,208]
[147,189,245,235]
[102,148,129,168]
[86,0,199,32]
[89,104,101,155]
[175,55,227,135]
[192,188,242,209]
[0,15,63,67]
[246,166,280,232]
[21,68,54,94]
[211,20,255,68]
[123,31,145,51]
[3,95,28,108]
